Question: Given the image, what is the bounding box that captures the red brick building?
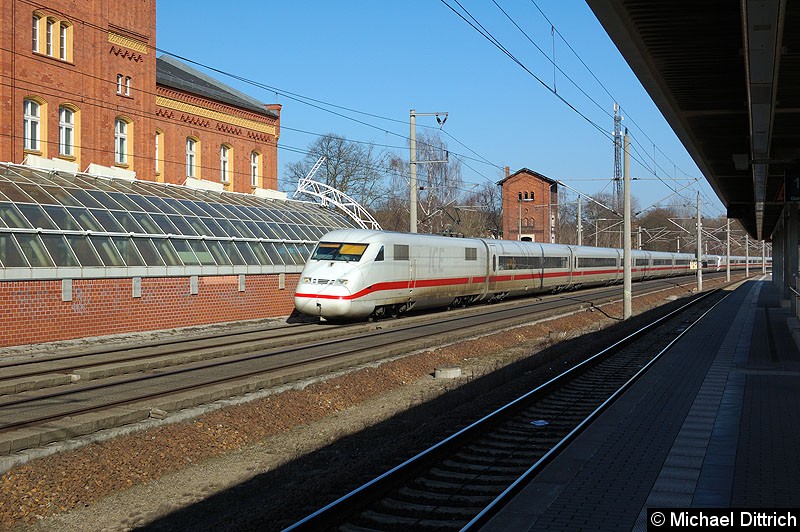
[498,168,558,242]
[0,2,355,349]
[0,0,280,192]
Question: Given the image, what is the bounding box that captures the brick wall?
[0,274,299,348]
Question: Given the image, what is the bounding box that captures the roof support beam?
[742,0,785,239]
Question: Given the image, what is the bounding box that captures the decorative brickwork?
[0,274,299,348]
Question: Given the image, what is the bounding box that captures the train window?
[465,247,477,261]
[635,258,648,266]
[577,257,617,268]
[543,256,568,269]
[394,244,409,261]
[312,242,369,262]
[499,256,516,270]
[375,246,384,262]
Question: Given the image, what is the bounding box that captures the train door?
[409,254,416,296]
[487,244,497,292]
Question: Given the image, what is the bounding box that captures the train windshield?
[312,242,369,262]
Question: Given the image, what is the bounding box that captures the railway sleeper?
[476,434,561,450]
[352,509,465,530]
[453,450,542,467]
[426,467,521,485]
[440,459,526,476]
[460,443,543,458]
[397,486,495,506]
[377,497,482,518]
[413,476,505,495]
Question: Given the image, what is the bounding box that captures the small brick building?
[497,168,558,242]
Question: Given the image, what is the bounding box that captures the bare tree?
[282,134,388,210]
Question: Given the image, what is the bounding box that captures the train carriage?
[294,229,766,320]
[571,246,621,287]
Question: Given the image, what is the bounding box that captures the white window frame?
[32,15,40,53]
[154,131,160,174]
[116,74,123,95]
[125,76,131,96]
[186,138,196,177]
[250,151,259,187]
[114,119,128,165]
[45,18,54,56]
[59,106,74,156]
[59,23,67,60]
[23,99,41,151]
[220,145,230,183]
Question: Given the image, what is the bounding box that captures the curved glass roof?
[0,163,354,279]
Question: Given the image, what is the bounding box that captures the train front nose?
[293,282,353,318]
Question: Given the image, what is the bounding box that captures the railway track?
[284,287,730,531]
[0,273,733,458]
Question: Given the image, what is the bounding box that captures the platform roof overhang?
[587,0,800,241]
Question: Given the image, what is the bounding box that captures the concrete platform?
[482,277,800,532]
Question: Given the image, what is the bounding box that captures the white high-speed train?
[293,229,766,320]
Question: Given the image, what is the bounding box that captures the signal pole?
[623,129,632,320]
[726,218,731,282]
[577,195,582,245]
[410,110,417,233]
[697,192,703,292]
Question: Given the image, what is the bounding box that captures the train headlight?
[336,278,349,285]
[302,277,311,283]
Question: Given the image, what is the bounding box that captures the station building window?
[220,144,231,184]
[32,12,72,61]
[58,105,76,157]
[154,130,164,179]
[186,137,198,178]
[46,18,54,56]
[23,98,45,153]
[32,15,40,53]
[114,117,131,166]
[250,151,260,188]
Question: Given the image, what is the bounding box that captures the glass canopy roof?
[0,164,354,279]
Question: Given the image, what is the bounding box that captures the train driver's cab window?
[311,242,369,262]
[375,246,384,261]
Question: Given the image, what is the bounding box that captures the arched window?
[23,99,41,151]
[58,106,74,156]
[59,22,68,60]
[250,151,260,187]
[32,15,40,52]
[220,145,230,183]
[518,192,522,201]
[530,191,535,201]
[114,118,129,165]
[154,130,163,177]
[45,18,55,56]
[524,192,529,200]
[186,137,197,177]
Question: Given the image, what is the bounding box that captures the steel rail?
[0,274,737,441]
[283,287,725,531]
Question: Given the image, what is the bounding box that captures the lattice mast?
[613,103,623,211]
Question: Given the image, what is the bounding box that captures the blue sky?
[156,1,726,218]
